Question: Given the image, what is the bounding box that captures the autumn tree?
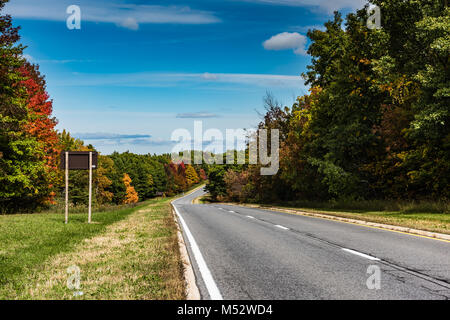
[185,164,200,186]
[123,173,139,204]
[165,162,188,195]
[0,1,59,211]
[95,155,114,204]
[223,169,251,202]
[19,62,60,204]
[199,168,207,180]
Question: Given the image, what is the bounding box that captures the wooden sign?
[60,151,98,170]
[61,151,98,224]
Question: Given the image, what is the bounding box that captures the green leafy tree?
[205,166,227,201]
[0,1,51,211]
[218,0,449,202]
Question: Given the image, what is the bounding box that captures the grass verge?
[0,197,184,299]
[234,202,450,235]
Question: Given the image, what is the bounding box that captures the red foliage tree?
[166,161,188,194]
[199,168,207,180]
[19,63,60,203]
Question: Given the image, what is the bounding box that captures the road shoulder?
[171,185,205,300]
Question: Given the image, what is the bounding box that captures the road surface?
[173,188,450,300]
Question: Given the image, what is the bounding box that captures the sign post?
[65,151,69,224]
[60,151,98,224]
[88,152,92,224]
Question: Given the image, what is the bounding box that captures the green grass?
[252,201,450,235]
[0,202,142,294]
[280,199,450,214]
[0,185,206,299]
[0,197,186,299]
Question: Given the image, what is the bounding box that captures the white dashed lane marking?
[341,248,380,261]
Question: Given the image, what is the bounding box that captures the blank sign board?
[60,151,98,170]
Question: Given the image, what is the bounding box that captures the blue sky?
[5,0,366,154]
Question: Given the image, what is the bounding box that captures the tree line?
[57,133,206,209]
[206,1,449,204]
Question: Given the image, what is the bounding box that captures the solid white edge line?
[246,215,255,219]
[173,204,223,300]
[275,225,289,230]
[341,248,381,261]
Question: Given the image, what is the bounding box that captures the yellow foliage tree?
[185,165,200,186]
[123,173,139,204]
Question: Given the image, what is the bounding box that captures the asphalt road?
[173,188,450,300]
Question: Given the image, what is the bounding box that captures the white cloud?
[74,133,151,140]
[263,32,307,55]
[4,0,220,30]
[202,72,219,80]
[20,53,94,64]
[118,17,139,31]
[72,132,174,147]
[55,72,303,89]
[176,112,220,119]
[245,0,367,13]
[21,54,35,62]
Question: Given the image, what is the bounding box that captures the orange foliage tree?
[122,173,139,204]
[19,62,60,205]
